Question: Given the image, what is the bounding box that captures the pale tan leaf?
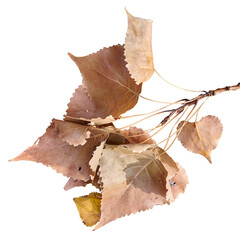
[95,145,168,229]
[66,45,142,119]
[74,192,102,227]
[177,115,223,162]
[124,9,154,84]
[64,115,115,126]
[89,140,106,175]
[124,144,154,153]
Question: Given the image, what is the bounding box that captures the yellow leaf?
[74,192,101,227]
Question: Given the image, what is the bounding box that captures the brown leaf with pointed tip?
[95,145,168,229]
[122,126,156,144]
[11,119,107,181]
[124,9,154,84]
[64,178,91,191]
[66,45,142,120]
[74,192,102,227]
[177,115,223,162]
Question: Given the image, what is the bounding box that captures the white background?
[1,0,240,239]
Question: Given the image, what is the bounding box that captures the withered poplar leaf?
[95,145,168,229]
[11,119,107,181]
[67,45,142,120]
[124,9,154,84]
[54,120,91,147]
[122,126,156,144]
[89,140,106,175]
[64,178,91,191]
[169,164,188,200]
[177,115,223,163]
[64,115,115,126]
[66,85,97,120]
[104,126,127,145]
[149,146,188,202]
[54,119,107,147]
[74,192,102,227]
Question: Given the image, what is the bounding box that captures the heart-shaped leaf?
[177,115,223,162]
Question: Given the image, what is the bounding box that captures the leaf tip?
[68,52,76,61]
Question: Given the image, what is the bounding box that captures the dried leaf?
[95,145,168,229]
[177,115,223,162]
[170,164,188,200]
[74,192,102,227]
[54,120,91,146]
[150,146,188,202]
[64,115,115,126]
[66,85,96,120]
[104,126,127,145]
[122,126,156,144]
[124,9,154,84]
[11,119,107,181]
[54,119,107,147]
[124,144,153,153]
[64,178,91,191]
[89,140,106,175]
[67,45,142,119]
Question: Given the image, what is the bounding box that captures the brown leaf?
[66,45,142,120]
[169,163,188,200]
[66,85,97,120]
[54,119,107,147]
[151,146,188,202]
[11,119,107,181]
[74,192,102,227]
[104,126,127,145]
[95,145,168,229]
[54,120,91,147]
[122,126,156,144]
[64,178,91,191]
[124,9,154,84]
[177,115,223,163]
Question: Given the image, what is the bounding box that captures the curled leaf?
[95,145,168,229]
[89,140,106,175]
[64,178,91,191]
[169,164,188,200]
[124,9,154,84]
[74,192,102,227]
[64,115,115,126]
[177,115,223,163]
[67,45,142,119]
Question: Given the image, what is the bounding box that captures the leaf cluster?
[11,10,224,229]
